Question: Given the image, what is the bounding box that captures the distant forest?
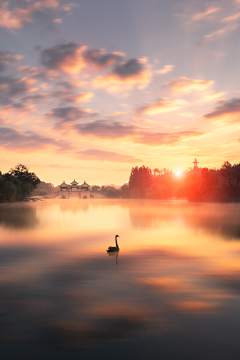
[1,161,240,202]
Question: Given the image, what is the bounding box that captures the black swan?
[107,235,119,252]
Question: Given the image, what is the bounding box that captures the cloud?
[92,59,152,91]
[155,65,174,75]
[41,43,86,73]
[202,98,240,121]
[203,24,239,42]
[74,120,137,139]
[202,91,226,102]
[165,77,214,92]
[0,126,72,151]
[134,130,203,146]
[83,49,124,69]
[0,0,69,31]
[41,43,124,74]
[221,13,240,22]
[136,98,186,115]
[53,90,93,103]
[76,149,142,163]
[0,76,35,105]
[73,119,202,146]
[191,6,220,22]
[0,51,23,72]
[46,106,98,129]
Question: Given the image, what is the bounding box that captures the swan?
[107,235,119,252]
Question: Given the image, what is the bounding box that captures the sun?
[175,170,182,177]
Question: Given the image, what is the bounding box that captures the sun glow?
[175,170,182,177]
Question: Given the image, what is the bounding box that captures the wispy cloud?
[165,77,214,92]
[74,120,137,139]
[46,106,98,129]
[202,98,240,121]
[191,7,220,22]
[203,23,239,42]
[136,98,186,115]
[155,65,174,75]
[221,13,240,22]
[134,130,203,146]
[73,119,202,146]
[0,126,72,151]
[76,149,142,163]
[0,51,23,72]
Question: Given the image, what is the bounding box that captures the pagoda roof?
[80,181,90,187]
[70,179,79,185]
[59,181,68,187]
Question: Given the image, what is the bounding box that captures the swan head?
[116,235,119,237]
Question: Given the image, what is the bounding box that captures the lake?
[1,199,240,360]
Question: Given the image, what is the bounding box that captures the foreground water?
[1,199,240,360]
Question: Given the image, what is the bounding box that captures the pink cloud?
[191,7,220,22]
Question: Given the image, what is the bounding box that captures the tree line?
[127,161,240,202]
[1,161,240,202]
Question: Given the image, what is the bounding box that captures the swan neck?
[115,236,119,249]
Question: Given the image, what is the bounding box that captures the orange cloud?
[221,13,240,22]
[203,91,226,102]
[170,301,220,314]
[166,77,214,92]
[155,65,174,74]
[202,98,240,121]
[136,98,187,115]
[191,7,220,22]
[203,24,239,42]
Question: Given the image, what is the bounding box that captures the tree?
[9,164,40,188]
[153,168,160,177]
[129,165,153,198]
[0,164,40,202]
[220,161,240,194]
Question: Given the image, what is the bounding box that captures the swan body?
[107,235,119,252]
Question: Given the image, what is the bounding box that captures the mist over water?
[1,199,240,360]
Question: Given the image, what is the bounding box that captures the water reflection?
[107,250,119,265]
[129,201,240,240]
[0,205,38,229]
[1,199,240,359]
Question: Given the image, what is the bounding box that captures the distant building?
[59,179,91,198]
[191,158,202,174]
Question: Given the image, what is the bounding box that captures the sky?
[1,0,240,185]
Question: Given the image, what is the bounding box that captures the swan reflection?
[107,249,119,265]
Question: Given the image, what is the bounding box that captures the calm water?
[1,199,240,360]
